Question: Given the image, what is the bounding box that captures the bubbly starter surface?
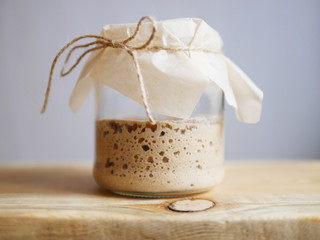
[94,119,224,194]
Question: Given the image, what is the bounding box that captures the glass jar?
[94,81,225,198]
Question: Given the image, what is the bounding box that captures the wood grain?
[0,161,319,240]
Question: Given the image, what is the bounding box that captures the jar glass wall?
[94,82,224,197]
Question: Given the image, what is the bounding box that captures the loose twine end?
[41,16,156,124]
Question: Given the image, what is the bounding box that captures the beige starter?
[94,118,224,196]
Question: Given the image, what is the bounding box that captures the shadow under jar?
[94,82,225,198]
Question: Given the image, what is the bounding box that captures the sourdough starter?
[94,118,224,195]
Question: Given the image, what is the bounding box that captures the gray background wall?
[0,0,319,164]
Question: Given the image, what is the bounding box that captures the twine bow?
[41,16,157,124]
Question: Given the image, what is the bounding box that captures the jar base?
[110,187,213,198]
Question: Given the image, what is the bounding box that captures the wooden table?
[0,161,319,240]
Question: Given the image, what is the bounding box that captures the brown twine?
[40,16,220,124]
[41,16,156,124]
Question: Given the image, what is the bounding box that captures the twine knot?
[41,16,157,124]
